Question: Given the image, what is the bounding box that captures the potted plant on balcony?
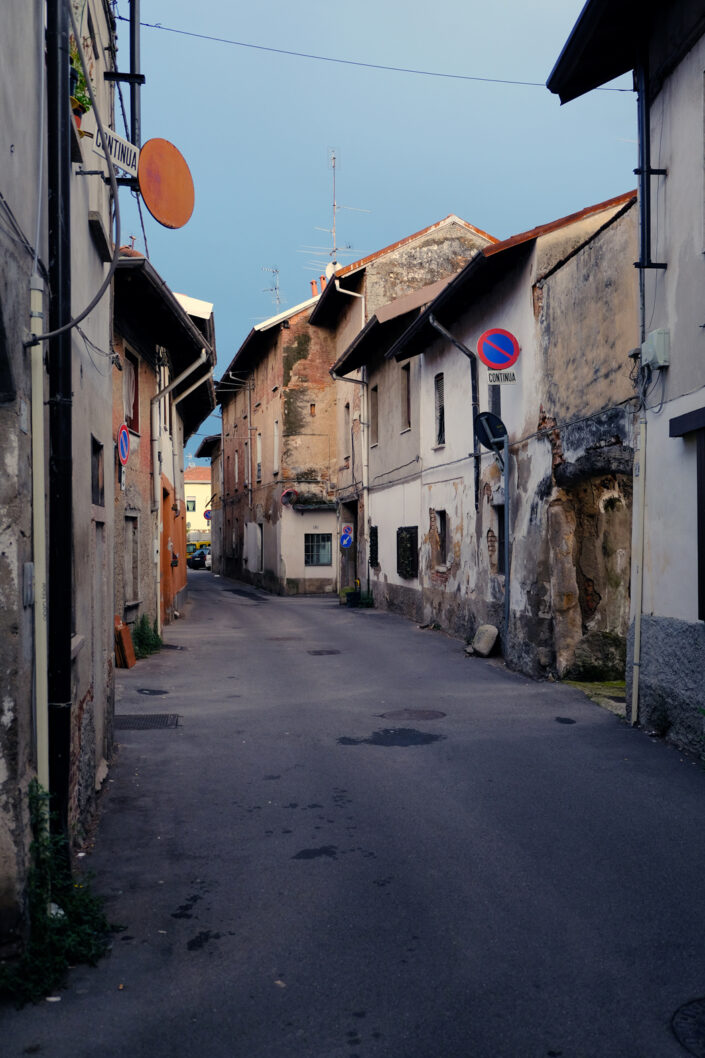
[69,39,91,130]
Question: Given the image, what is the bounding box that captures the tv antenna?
[313,149,370,267]
[262,266,283,308]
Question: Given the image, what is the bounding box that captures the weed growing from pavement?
[132,613,162,659]
[0,781,115,1006]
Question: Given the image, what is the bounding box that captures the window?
[123,350,139,431]
[91,436,104,506]
[496,505,506,575]
[344,402,351,458]
[234,450,239,488]
[396,526,418,579]
[310,403,316,417]
[305,533,332,566]
[431,509,447,566]
[370,385,379,445]
[256,433,262,483]
[125,516,138,601]
[401,363,411,430]
[369,525,379,568]
[186,496,196,512]
[434,373,445,445]
[273,420,280,474]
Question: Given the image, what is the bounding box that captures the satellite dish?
[281,488,298,507]
[324,262,336,279]
[137,138,195,230]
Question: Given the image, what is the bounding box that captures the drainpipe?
[332,281,367,588]
[428,315,481,509]
[150,350,207,628]
[29,276,49,793]
[630,61,667,726]
[46,0,73,832]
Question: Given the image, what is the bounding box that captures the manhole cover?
[115,714,180,730]
[308,649,340,655]
[161,643,186,651]
[268,636,301,641]
[554,716,576,724]
[138,688,169,696]
[380,709,446,721]
[673,999,705,1056]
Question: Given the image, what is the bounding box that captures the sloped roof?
[386,190,637,362]
[331,276,455,377]
[216,295,319,393]
[309,215,496,328]
[114,255,216,439]
[184,466,212,483]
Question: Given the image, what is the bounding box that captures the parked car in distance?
[187,546,210,570]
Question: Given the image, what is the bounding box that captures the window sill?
[432,443,445,451]
[400,427,411,435]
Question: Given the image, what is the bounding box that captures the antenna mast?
[262,266,282,308]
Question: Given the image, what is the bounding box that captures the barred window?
[434,373,445,445]
[396,526,418,579]
[369,525,379,568]
[305,533,332,566]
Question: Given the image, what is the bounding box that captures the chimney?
[310,279,319,297]
[320,275,327,291]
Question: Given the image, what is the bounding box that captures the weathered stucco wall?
[220,302,338,594]
[368,203,638,679]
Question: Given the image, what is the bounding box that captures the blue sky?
[113,1,636,460]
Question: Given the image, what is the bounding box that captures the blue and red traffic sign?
[117,423,130,466]
[477,328,521,371]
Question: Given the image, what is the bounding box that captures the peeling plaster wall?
[369,204,638,679]
[220,306,337,593]
[0,0,48,947]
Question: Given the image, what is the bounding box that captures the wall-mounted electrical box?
[641,328,670,368]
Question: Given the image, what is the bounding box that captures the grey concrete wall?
[627,617,705,756]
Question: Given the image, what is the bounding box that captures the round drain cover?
[138,688,169,696]
[673,999,705,1057]
[380,709,446,721]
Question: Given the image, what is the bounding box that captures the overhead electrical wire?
[116,15,630,91]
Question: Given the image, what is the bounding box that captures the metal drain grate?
[673,999,705,1057]
[115,714,180,730]
[308,649,340,655]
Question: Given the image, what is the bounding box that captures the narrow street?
[4,572,705,1058]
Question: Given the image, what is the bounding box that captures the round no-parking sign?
[477,328,521,371]
[117,423,130,466]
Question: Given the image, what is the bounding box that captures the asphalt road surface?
[4,571,705,1058]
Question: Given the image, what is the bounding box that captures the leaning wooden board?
[114,615,136,668]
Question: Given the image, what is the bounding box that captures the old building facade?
[1,0,119,949]
[219,297,339,594]
[314,215,496,595]
[549,0,705,751]
[113,254,216,631]
[335,195,638,678]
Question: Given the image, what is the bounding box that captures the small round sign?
[204,510,212,521]
[117,423,130,466]
[477,328,521,371]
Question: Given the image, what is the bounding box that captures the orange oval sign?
[138,138,195,230]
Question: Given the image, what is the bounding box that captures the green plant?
[132,613,162,659]
[0,782,113,1006]
[69,40,92,113]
